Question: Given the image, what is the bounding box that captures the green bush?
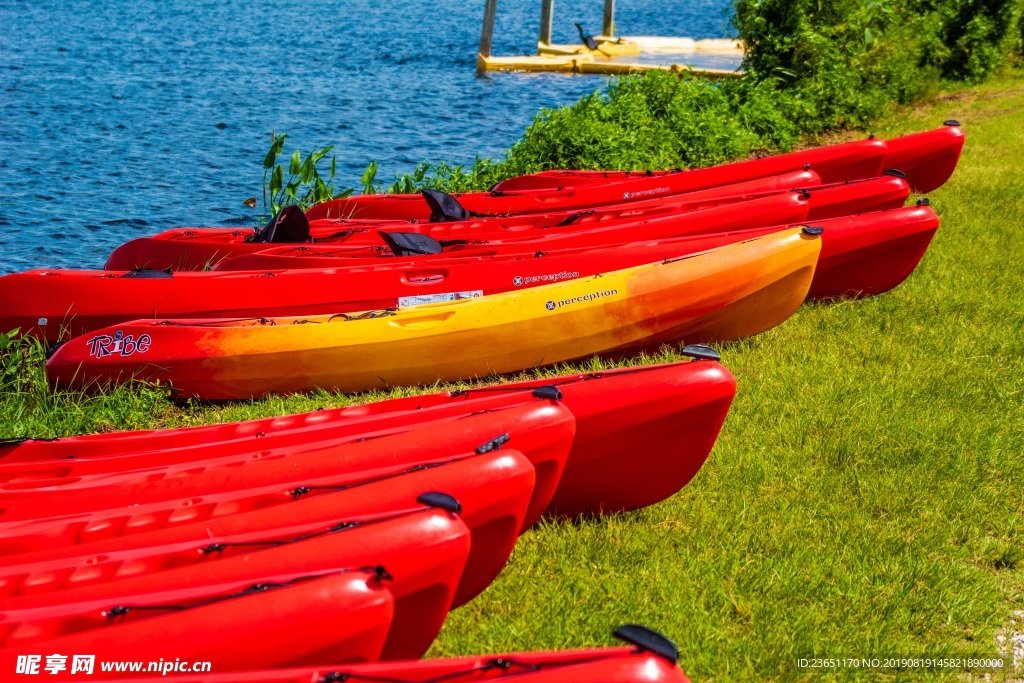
[350,0,1024,197]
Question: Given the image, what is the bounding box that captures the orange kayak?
[46,228,821,399]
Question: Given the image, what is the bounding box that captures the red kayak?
[105,169,821,271]
[12,625,688,681]
[0,176,911,344]
[214,174,904,269]
[0,452,533,608]
[300,138,890,221]
[0,393,558,483]
[1,506,472,660]
[0,569,395,671]
[101,171,901,274]
[0,402,573,530]
[492,123,964,195]
[223,203,937,300]
[807,200,938,298]
[0,359,736,519]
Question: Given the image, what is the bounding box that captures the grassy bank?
[2,74,1023,680]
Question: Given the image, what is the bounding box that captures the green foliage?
[386,157,505,195]
[360,0,1024,196]
[0,329,38,395]
[732,0,1024,123]
[262,131,351,216]
[360,160,379,195]
[500,73,806,174]
[0,330,175,440]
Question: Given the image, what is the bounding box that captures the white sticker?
[398,291,484,308]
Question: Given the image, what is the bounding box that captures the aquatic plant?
[262,132,350,216]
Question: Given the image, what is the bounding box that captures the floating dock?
[477,0,744,78]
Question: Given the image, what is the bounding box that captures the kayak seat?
[421,189,473,222]
[248,205,311,244]
[121,268,173,279]
[378,231,445,256]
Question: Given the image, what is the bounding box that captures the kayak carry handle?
[883,168,907,178]
[680,344,720,362]
[531,385,563,401]
[417,492,462,514]
[916,197,930,206]
[802,226,825,236]
[944,119,961,126]
[613,624,680,663]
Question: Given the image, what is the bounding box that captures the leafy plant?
[0,329,42,395]
[262,132,351,216]
[361,160,379,195]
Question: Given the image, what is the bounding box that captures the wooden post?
[602,0,615,37]
[539,0,555,46]
[478,0,498,72]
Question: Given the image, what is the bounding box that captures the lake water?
[0,0,736,272]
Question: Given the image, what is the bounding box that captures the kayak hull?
[4,361,736,523]
[0,451,535,609]
[56,644,689,682]
[2,176,919,344]
[104,170,820,271]
[0,570,394,673]
[492,124,963,194]
[808,203,939,299]
[0,404,576,549]
[46,230,820,399]
[1,509,472,660]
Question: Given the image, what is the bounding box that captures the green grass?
[2,73,1023,681]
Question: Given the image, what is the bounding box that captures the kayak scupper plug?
[613,624,680,664]
[104,605,132,619]
[681,344,721,362]
[417,491,463,514]
[484,659,517,671]
[365,565,394,582]
[476,432,511,454]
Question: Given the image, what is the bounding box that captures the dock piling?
[478,0,498,71]
[539,0,555,46]
[602,0,615,38]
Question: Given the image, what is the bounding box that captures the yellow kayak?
[47,228,821,399]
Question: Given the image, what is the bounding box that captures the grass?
[2,71,1024,681]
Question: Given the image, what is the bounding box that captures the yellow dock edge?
[477,53,742,79]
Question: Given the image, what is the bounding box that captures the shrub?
[325,0,1024,197]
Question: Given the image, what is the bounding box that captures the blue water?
[0,0,736,273]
